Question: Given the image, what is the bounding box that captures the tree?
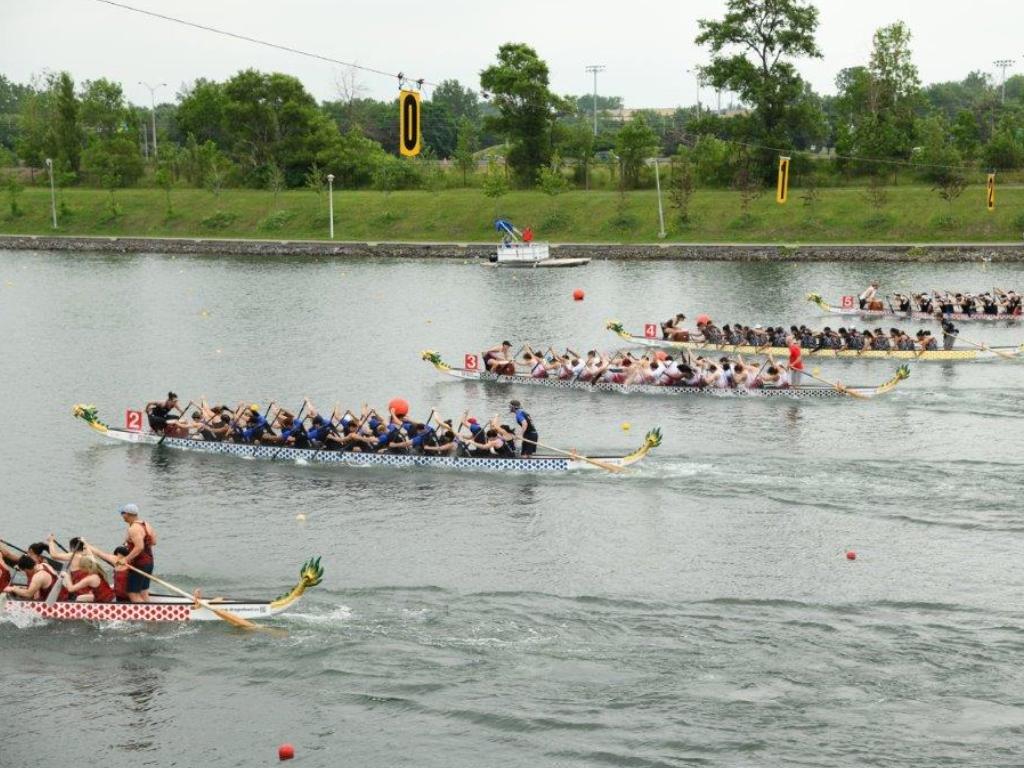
[154,161,174,215]
[80,78,129,139]
[950,110,980,160]
[983,117,1024,169]
[696,0,823,179]
[81,137,144,188]
[453,117,479,186]
[538,154,569,195]
[174,79,228,146]
[561,122,595,189]
[869,22,920,107]
[431,79,480,123]
[304,161,325,212]
[50,72,82,173]
[615,115,658,189]
[914,116,961,184]
[4,171,24,217]
[668,153,696,225]
[482,159,509,201]
[480,43,563,185]
[266,162,286,206]
[317,128,388,188]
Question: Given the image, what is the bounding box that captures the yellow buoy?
[295,513,307,522]
[621,422,632,432]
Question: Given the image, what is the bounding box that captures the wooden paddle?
[494,427,623,473]
[797,368,870,400]
[119,561,273,633]
[956,335,1018,361]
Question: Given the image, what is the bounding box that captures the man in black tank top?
[145,392,180,432]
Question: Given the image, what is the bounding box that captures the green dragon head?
[606,320,625,335]
[421,350,443,366]
[72,404,108,432]
[806,292,825,307]
[272,556,324,608]
[895,364,911,381]
[643,427,663,450]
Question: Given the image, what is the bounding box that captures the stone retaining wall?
[1,235,1022,261]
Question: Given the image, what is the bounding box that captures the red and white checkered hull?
[4,595,287,623]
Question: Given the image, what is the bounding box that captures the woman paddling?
[60,555,116,603]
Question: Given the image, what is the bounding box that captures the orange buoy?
[572,289,585,301]
[846,550,857,561]
[388,397,410,418]
[278,744,295,761]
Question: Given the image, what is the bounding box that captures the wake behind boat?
[421,350,909,400]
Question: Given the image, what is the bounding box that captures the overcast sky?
[3,0,1021,108]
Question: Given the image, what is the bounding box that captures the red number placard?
[125,409,144,432]
[464,354,479,370]
[840,296,855,309]
[643,323,658,339]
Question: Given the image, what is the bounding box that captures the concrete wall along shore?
[1,234,1023,261]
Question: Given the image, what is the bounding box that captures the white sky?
[2,0,1021,108]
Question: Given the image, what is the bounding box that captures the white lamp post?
[653,158,666,239]
[326,174,335,239]
[45,158,57,229]
[138,81,166,160]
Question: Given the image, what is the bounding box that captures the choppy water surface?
[1,250,1023,767]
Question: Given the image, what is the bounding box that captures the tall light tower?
[585,65,606,135]
[687,67,704,116]
[994,60,1014,104]
[138,81,167,159]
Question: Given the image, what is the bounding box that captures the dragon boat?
[607,322,1024,362]
[2,558,323,624]
[73,406,660,474]
[807,293,1022,323]
[421,351,909,400]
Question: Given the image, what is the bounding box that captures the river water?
[1,249,1022,767]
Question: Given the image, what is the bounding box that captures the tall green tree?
[453,117,479,186]
[480,43,563,185]
[51,72,83,173]
[615,115,658,189]
[80,78,129,138]
[173,79,228,146]
[431,79,480,123]
[696,0,823,179]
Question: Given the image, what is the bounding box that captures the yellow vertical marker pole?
[986,172,996,212]
[399,89,421,157]
[776,155,791,204]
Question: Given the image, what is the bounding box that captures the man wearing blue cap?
[97,503,157,603]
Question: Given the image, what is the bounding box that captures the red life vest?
[113,569,129,601]
[70,570,116,603]
[124,521,155,568]
[0,565,10,591]
[29,563,57,601]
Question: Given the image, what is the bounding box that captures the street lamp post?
[993,59,1014,104]
[327,174,335,239]
[45,158,57,229]
[585,65,606,136]
[138,81,167,160]
[688,67,703,116]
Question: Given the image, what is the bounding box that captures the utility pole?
[993,60,1014,104]
[653,158,666,239]
[45,158,57,229]
[138,81,167,160]
[585,65,605,135]
[327,174,335,239]
[687,67,703,116]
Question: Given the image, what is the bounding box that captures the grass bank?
[2,185,1023,243]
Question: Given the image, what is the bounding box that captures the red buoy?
[278,744,295,761]
[388,397,410,418]
[572,289,584,301]
[846,550,857,561]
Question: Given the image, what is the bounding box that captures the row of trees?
[1,0,1023,194]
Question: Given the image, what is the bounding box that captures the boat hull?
[607,325,1023,362]
[79,423,652,473]
[3,596,283,623]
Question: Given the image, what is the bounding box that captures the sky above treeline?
[2,0,1020,108]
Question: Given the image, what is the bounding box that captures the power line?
[87,0,437,89]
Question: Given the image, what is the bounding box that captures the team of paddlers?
[855,283,1021,316]
[1,503,156,604]
[482,341,808,388]
[657,315,961,353]
[145,394,542,458]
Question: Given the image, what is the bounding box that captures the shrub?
[201,211,238,229]
[259,210,296,231]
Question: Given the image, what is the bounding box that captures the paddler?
[60,555,116,603]
[236,403,273,444]
[89,503,156,603]
[483,341,516,374]
[145,392,181,433]
[786,335,804,385]
[3,555,55,600]
[941,320,959,350]
[858,281,880,310]
[508,400,538,457]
